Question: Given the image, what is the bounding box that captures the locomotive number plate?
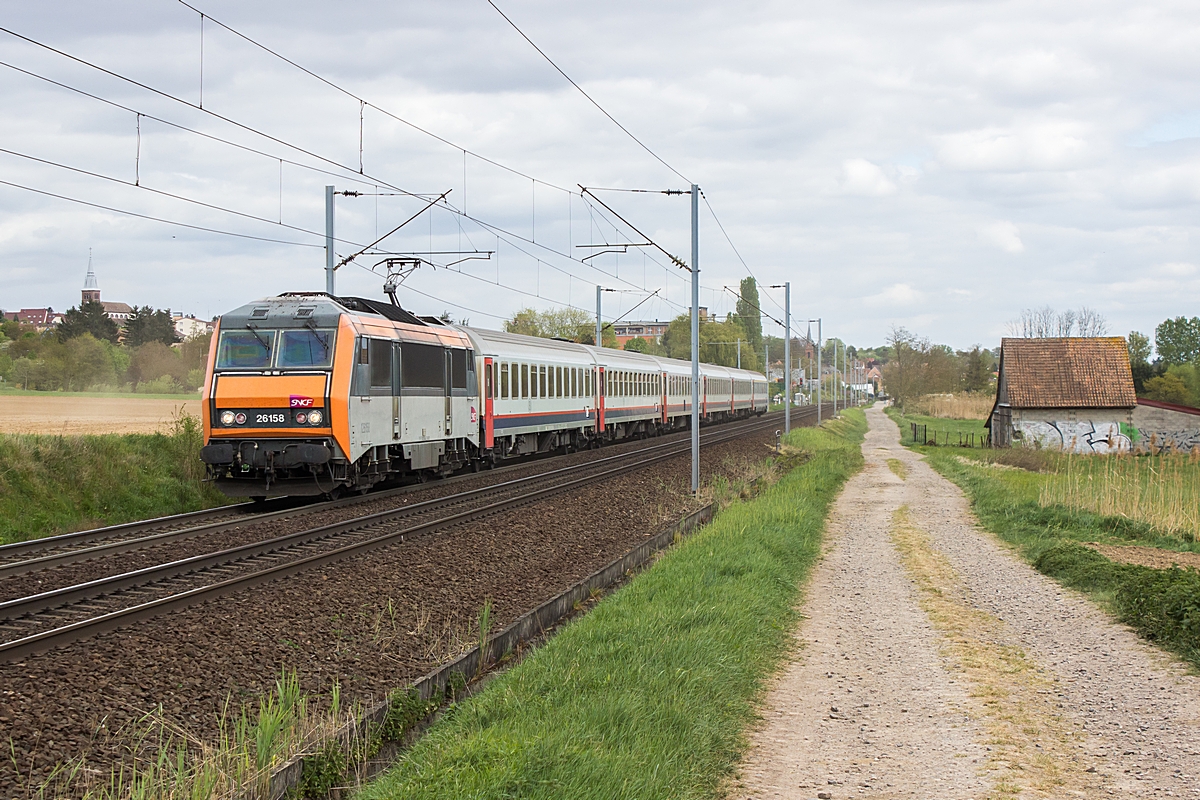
[255,412,288,424]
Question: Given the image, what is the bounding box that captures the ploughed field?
[0,394,200,435]
[0,415,793,795]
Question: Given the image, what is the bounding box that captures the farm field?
[0,392,201,435]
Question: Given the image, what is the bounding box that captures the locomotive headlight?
[220,410,235,426]
[308,410,323,425]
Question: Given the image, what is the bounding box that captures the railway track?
[0,408,822,662]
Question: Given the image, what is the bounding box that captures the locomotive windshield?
[216,329,274,369]
[215,327,336,370]
[277,328,335,368]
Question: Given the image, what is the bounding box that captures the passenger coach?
[201,293,768,499]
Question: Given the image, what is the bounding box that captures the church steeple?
[82,249,100,305]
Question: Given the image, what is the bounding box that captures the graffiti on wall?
[1134,428,1200,452]
[1012,420,1132,454]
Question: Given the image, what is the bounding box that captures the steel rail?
[0,413,785,620]
[0,409,817,663]
[0,409,799,579]
[1,411,798,619]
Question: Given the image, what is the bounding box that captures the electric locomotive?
[200,292,768,499]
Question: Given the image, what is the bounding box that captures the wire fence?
[910,423,990,448]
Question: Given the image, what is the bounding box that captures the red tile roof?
[1000,337,1136,408]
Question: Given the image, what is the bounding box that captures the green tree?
[124,306,179,347]
[505,306,604,343]
[623,337,650,353]
[62,334,117,390]
[58,301,119,343]
[961,346,990,393]
[1154,317,1200,365]
[10,356,36,389]
[661,314,754,368]
[1127,330,1157,394]
[734,277,763,351]
[1144,373,1191,405]
[128,342,187,389]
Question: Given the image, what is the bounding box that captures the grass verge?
[357,410,866,800]
[887,407,1200,670]
[0,415,233,544]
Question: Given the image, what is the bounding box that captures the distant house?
[612,320,670,346]
[988,337,1137,453]
[173,314,214,340]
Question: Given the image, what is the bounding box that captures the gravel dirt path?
[734,405,1200,799]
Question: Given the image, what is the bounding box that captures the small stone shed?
[987,337,1137,453]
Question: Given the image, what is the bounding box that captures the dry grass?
[886,458,908,480]
[1038,452,1200,541]
[908,393,994,420]
[889,506,1100,798]
[27,671,351,800]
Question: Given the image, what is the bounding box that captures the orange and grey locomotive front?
[200,293,479,498]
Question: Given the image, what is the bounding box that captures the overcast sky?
[2,0,1198,350]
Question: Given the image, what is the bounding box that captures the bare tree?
[1007,305,1108,338]
[1076,306,1108,336]
[1054,309,1076,337]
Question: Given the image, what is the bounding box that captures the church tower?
[82,250,100,305]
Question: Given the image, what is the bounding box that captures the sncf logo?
[290,395,315,408]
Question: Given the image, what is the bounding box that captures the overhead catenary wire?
[174,0,574,196]
[0,146,372,249]
[0,178,322,248]
[1,16,723,322]
[0,59,401,193]
[0,25,407,194]
[484,0,691,185]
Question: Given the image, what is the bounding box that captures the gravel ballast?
[0,421,783,796]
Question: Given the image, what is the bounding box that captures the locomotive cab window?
[277,328,335,369]
[216,329,274,370]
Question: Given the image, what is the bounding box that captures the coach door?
[661,371,668,424]
[483,357,494,448]
[443,349,453,436]
[392,342,402,440]
[596,366,606,430]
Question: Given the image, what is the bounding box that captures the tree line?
[0,301,209,394]
[504,277,768,372]
[1128,316,1200,407]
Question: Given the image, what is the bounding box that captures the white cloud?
[0,0,1199,348]
[979,221,1025,254]
[864,283,923,308]
[839,159,897,196]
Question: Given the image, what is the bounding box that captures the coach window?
[570,367,577,397]
[518,364,526,398]
[500,363,509,399]
[539,365,547,398]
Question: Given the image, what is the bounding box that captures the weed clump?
[1034,543,1200,666]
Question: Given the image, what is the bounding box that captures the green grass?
[886,406,988,447]
[892,414,1200,669]
[0,416,234,544]
[357,410,867,800]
